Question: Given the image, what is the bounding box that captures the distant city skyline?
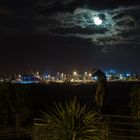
[0,68,139,75]
[0,68,139,84]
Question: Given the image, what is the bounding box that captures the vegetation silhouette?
[0,83,32,126]
[34,98,108,140]
[129,84,140,117]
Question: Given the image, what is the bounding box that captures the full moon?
[93,16,102,25]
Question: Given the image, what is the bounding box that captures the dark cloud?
[1,0,140,51]
[36,5,140,50]
[0,7,12,16]
[37,0,76,11]
[39,0,76,6]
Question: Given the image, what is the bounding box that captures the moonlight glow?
[93,16,102,25]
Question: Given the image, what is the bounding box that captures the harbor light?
[73,71,77,76]
[89,73,92,77]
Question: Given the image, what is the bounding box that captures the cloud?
[1,1,140,51]
[36,5,140,49]
[62,0,76,5]
[38,0,76,8]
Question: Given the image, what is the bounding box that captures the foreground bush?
[129,85,140,117]
[0,83,32,126]
[33,98,108,140]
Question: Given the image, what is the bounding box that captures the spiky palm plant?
[40,98,104,140]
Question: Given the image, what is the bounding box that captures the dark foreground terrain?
[0,81,140,140]
[26,81,140,116]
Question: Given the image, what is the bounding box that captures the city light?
[89,73,92,77]
[71,79,74,82]
[0,69,139,84]
[85,72,87,75]
[73,71,77,76]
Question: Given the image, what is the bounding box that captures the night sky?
[0,0,140,74]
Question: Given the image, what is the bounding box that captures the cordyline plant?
[40,98,106,140]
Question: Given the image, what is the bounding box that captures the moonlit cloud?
[36,5,140,49]
[1,0,140,51]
